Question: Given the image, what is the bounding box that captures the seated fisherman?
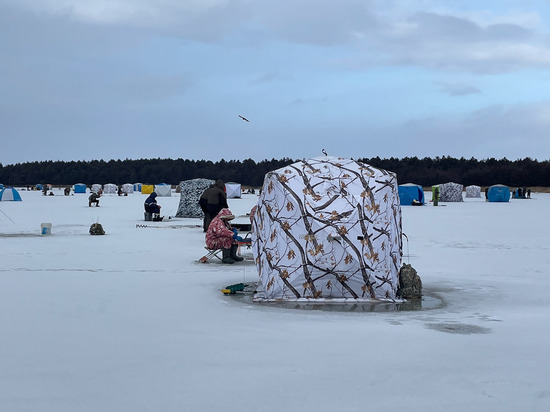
[205,208,244,264]
[144,192,163,221]
[88,189,102,207]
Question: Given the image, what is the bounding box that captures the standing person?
[144,192,163,221]
[206,179,228,226]
[205,208,244,264]
[198,184,215,232]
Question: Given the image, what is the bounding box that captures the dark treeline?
[0,156,549,187]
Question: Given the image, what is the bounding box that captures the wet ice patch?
[425,322,491,335]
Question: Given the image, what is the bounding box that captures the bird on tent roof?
[322,149,328,156]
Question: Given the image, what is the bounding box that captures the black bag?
[89,223,105,235]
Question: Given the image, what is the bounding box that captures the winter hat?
[218,208,235,220]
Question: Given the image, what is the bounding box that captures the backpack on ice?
[89,223,105,235]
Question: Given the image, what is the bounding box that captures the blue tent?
[487,185,510,202]
[133,183,142,192]
[398,183,424,205]
[0,187,22,201]
[74,183,87,193]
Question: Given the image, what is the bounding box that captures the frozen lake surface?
[1,188,549,411]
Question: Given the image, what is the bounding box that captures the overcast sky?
[2,0,550,165]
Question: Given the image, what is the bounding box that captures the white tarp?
[154,184,172,197]
[252,156,402,301]
[465,185,481,198]
[225,182,242,199]
[176,178,214,218]
[439,182,463,202]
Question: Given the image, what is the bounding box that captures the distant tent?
[487,185,510,202]
[0,184,3,190]
[438,182,463,202]
[74,183,87,194]
[103,183,118,194]
[133,183,142,192]
[154,183,172,197]
[91,184,102,193]
[121,183,134,194]
[0,187,22,201]
[398,183,424,205]
[225,182,242,199]
[252,156,402,301]
[141,185,154,194]
[35,184,43,190]
[465,185,481,198]
[176,178,215,218]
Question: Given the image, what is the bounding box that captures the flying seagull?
[322,149,328,156]
[238,115,250,122]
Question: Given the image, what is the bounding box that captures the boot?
[230,244,244,262]
[222,248,235,264]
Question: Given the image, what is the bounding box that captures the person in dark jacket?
[89,189,102,207]
[144,192,163,221]
[206,179,228,228]
[199,184,215,232]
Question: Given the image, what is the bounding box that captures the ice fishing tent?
[103,183,118,194]
[252,156,402,301]
[398,183,424,205]
[0,187,22,201]
[176,178,214,218]
[487,184,510,202]
[141,185,154,194]
[121,183,134,194]
[154,183,172,197]
[133,183,142,192]
[225,182,242,199]
[438,182,463,202]
[91,184,102,193]
[73,183,86,194]
[465,185,481,198]
[35,184,43,190]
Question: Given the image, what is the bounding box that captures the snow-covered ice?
[1,188,549,411]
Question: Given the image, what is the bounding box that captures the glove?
[232,228,239,239]
[235,236,244,242]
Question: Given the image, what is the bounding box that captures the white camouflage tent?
[438,182,463,202]
[252,156,402,301]
[225,182,242,199]
[121,183,134,194]
[176,178,214,218]
[465,185,481,198]
[154,183,172,197]
[103,183,118,194]
[91,184,102,193]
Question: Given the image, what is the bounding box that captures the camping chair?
[199,247,222,263]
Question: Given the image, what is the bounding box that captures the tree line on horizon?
[0,156,548,188]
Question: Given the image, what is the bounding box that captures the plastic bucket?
[40,223,52,236]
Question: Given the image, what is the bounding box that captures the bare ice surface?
[1,189,549,411]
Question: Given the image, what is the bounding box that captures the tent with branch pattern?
[252,156,403,301]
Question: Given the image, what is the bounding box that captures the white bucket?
[40,223,52,236]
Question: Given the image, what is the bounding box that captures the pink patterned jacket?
[205,208,237,250]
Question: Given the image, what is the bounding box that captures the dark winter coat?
[144,192,161,214]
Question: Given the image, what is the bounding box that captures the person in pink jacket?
[205,208,244,264]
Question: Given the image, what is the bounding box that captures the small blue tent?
[133,183,143,192]
[487,184,510,202]
[74,183,87,194]
[398,183,424,205]
[0,187,22,201]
